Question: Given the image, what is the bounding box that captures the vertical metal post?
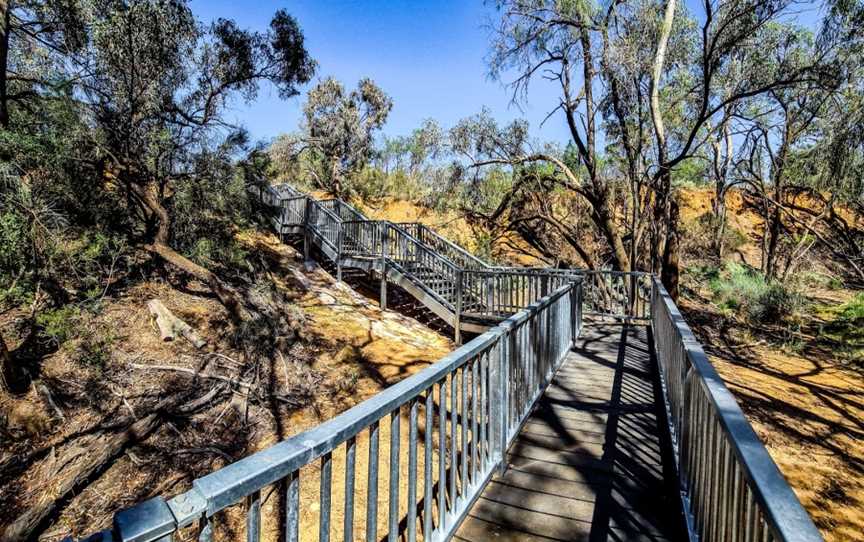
[336,221,343,283]
[454,269,463,345]
[303,197,311,262]
[489,333,505,474]
[380,223,388,309]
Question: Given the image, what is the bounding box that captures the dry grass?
[681,289,864,542]
[0,230,453,541]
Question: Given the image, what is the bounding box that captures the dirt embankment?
[0,231,452,541]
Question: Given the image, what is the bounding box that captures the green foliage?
[819,294,864,365]
[794,271,844,290]
[172,170,252,272]
[709,263,804,322]
[671,157,709,188]
[76,328,119,368]
[36,305,81,345]
[684,263,721,284]
[0,208,30,275]
[835,293,864,323]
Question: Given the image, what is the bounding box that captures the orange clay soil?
[680,293,863,542]
[0,231,454,541]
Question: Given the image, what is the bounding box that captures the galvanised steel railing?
[89,282,583,542]
[340,219,384,257]
[397,223,490,271]
[651,278,822,542]
[318,198,368,223]
[266,183,648,324]
[306,199,342,252]
[577,269,651,320]
[281,195,308,227]
[460,268,569,318]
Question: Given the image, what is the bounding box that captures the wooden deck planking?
[454,324,686,542]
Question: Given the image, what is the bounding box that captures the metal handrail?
[651,279,822,542]
[397,222,491,270]
[74,183,823,542]
[94,282,582,542]
[288,186,649,322]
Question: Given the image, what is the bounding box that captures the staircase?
[258,183,649,342]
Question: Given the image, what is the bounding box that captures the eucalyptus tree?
[71,0,315,321]
[378,119,444,178]
[282,77,392,197]
[473,0,842,298]
[0,0,88,128]
[730,8,864,283]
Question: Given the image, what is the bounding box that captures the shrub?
[681,212,747,259]
[76,328,118,368]
[36,305,81,345]
[836,293,864,324]
[709,263,803,323]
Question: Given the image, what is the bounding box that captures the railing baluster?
[199,515,212,542]
[479,350,488,468]
[320,452,333,542]
[423,390,433,540]
[449,371,458,507]
[438,380,447,530]
[367,421,380,542]
[389,409,401,542]
[460,365,468,496]
[286,470,300,542]
[407,400,419,542]
[344,437,356,542]
[246,490,260,542]
[471,358,479,484]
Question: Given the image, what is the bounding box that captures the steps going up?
[258,182,650,342]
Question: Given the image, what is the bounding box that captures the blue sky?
[189,1,569,144]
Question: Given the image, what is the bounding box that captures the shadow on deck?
[455,324,687,542]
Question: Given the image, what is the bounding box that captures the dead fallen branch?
[147,299,206,348]
[3,386,225,542]
[129,362,252,390]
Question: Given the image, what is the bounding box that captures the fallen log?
[129,362,252,390]
[147,299,206,348]
[2,386,224,542]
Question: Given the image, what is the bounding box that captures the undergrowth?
[820,294,864,367]
[709,262,804,323]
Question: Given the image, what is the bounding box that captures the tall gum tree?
[72,1,315,322]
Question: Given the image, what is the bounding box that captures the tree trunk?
[649,0,676,277]
[330,156,342,198]
[129,181,251,323]
[1,332,13,392]
[713,185,728,259]
[0,0,11,129]
[661,198,681,301]
[595,198,631,272]
[764,206,783,280]
[0,330,28,394]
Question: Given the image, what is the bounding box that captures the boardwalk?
[83,186,819,542]
[455,324,687,541]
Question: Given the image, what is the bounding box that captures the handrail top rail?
[168,283,576,518]
[308,199,341,223]
[485,267,654,277]
[652,278,821,541]
[279,194,308,203]
[395,222,492,269]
